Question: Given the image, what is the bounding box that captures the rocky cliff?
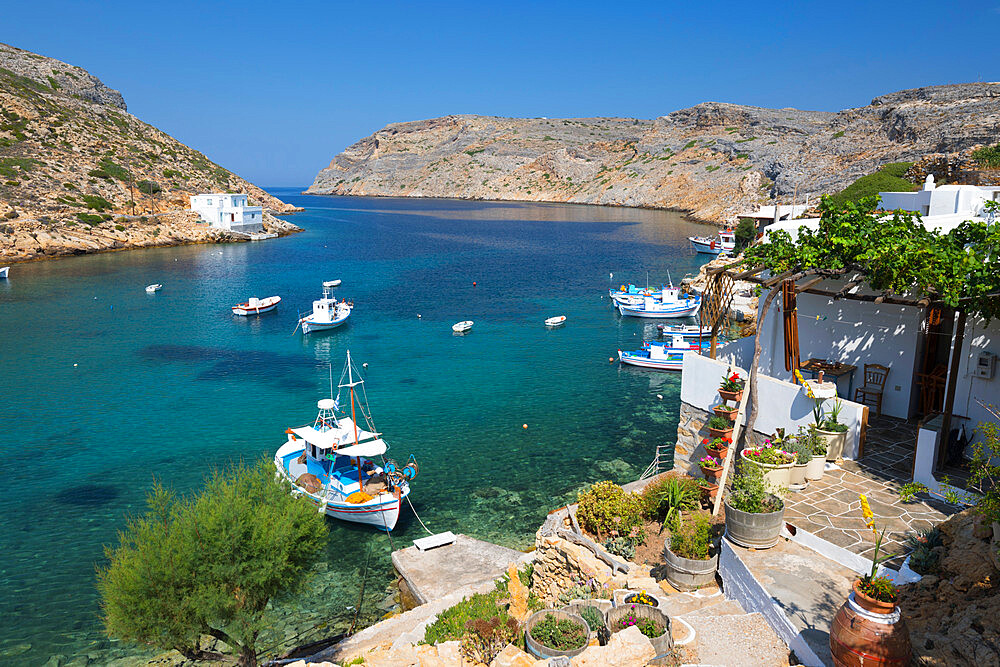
[0,42,301,263]
[307,83,1000,223]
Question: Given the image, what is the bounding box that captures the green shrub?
[137,179,162,194]
[734,218,756,248]
[602,534,643,560]
[75,212,104,225]
[63,182,77,190]
[826,162,916,209]
[4,180,18,186]
[80,194,113,211]
[97,158,130,181]
[576,481,643,538]
[728,461,783,514]
[114,224,125,231]
[669,513,713,560]
[972,143,1000,168]
[577,605,605,632]
[461,616,519,664]
[88,169,111,180]
[423,591,508,644]
[640,477,699,529]
[464,148,485,156]
[832,130,845,139]
[529,613,587,651]
[905,527,942,574]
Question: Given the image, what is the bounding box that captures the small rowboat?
[324,279,342,288]
[452,320,474,333]
[145,284,162,293]
[544,315,567,327]
[232,295,281,316]
[0,266,9,279]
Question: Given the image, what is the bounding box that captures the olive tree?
[97,459,328,666]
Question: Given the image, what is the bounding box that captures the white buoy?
[73,363,78,367]
[657,394,663,400]
[417,314,421,318]
[362,363,368,368]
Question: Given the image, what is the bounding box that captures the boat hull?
[233,298,280,316]
[0,266,8,279]
[618,302,701,318]
[618,351,684,371]
[301,312,350,333]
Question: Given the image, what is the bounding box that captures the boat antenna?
[667,269,673,289]
[329,362,334,402]
[646,270,649,290]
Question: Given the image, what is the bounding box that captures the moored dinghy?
[0,266,9,279]
[689,230,736,255]
[544,315,567,327]
[145,283,162,293]
[232,295,281,316]
[274,351,418,531]
[452,320,474,333]
[657,323,714,338]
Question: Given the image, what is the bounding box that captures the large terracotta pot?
[816,427,849,461]
[705,444,729,461]
[739,451,793,495]
[829,581,911,666]
[701,465,723,481]
[708,426,734,439]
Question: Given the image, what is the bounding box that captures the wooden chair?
[854,363,890,416]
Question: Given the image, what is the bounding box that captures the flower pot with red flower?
[698,455,723,481]
[718,371,745,403]
[706,415,734,439]
[703,436,730,461]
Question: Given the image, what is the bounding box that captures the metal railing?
[639,443,672,481]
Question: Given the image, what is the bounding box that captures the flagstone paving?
[783,416,961,568]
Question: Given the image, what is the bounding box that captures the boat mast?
[347,350,363,489]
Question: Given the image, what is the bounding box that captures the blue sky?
[5,1,997,185]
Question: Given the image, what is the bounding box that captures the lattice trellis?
[699,271,734,342]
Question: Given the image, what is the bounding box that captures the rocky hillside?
[0,42,300,262]
[307,83,1000,223]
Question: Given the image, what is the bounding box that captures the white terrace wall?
[675,352,866,473]
[751,291,925,420]
[952,315,1000,459]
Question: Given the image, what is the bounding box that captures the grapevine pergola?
[701,196,1000,460]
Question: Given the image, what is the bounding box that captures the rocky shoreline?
[0,210,302,264]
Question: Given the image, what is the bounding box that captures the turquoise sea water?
[0,192,711,664]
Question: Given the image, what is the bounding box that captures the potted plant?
[814,398,850,461]
[605,603,673,656]
[698,455,723,481]
[805,429,827,481]
[697,478,718,504]
[829,495,912,665]
[713,403,739,421]
[718,371,745,403]
[706,415,734,439]
[704,436,730,461]
[787,430,814,491]
[663,513,718,591]
[723,462,785,549]
[739,441,794,494]
[524,610,590,659]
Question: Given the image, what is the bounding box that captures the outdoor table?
[799,359,858,399]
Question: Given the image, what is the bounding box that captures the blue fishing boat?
[274,351,418,531]
[617,287,701,318]
[618,335,702,370]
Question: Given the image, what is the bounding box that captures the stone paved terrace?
[783,416,962,567]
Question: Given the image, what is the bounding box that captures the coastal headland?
[0,42,301,264]
[307,83,1000,224]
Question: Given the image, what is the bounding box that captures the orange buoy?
[522,424,528,429]
[473,281,477,287]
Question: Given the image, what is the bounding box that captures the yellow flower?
[859,494,876,533]
[793,368,816,398]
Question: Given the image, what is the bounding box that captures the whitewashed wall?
[952,316,1000,458]
[680,352,866,458]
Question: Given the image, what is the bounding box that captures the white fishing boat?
[0,266,9,279]
[299,282,352,334]
[324,279,342,288]
[274,351,417,531]
[145,284,162,293]
[617,287,701,318]
[608,283,666,306]
[618,335,702,371]
[544,315,567,327]
[452,320,474,333]
[657,323,714,338]
[689,230,736,255]
[232,295,281,316]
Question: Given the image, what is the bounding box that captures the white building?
[190,193,264,234]
[879,175,1000,218]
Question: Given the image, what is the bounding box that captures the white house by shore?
[190,194,264,234]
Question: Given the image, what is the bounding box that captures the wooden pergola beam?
[796,276,826,292]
